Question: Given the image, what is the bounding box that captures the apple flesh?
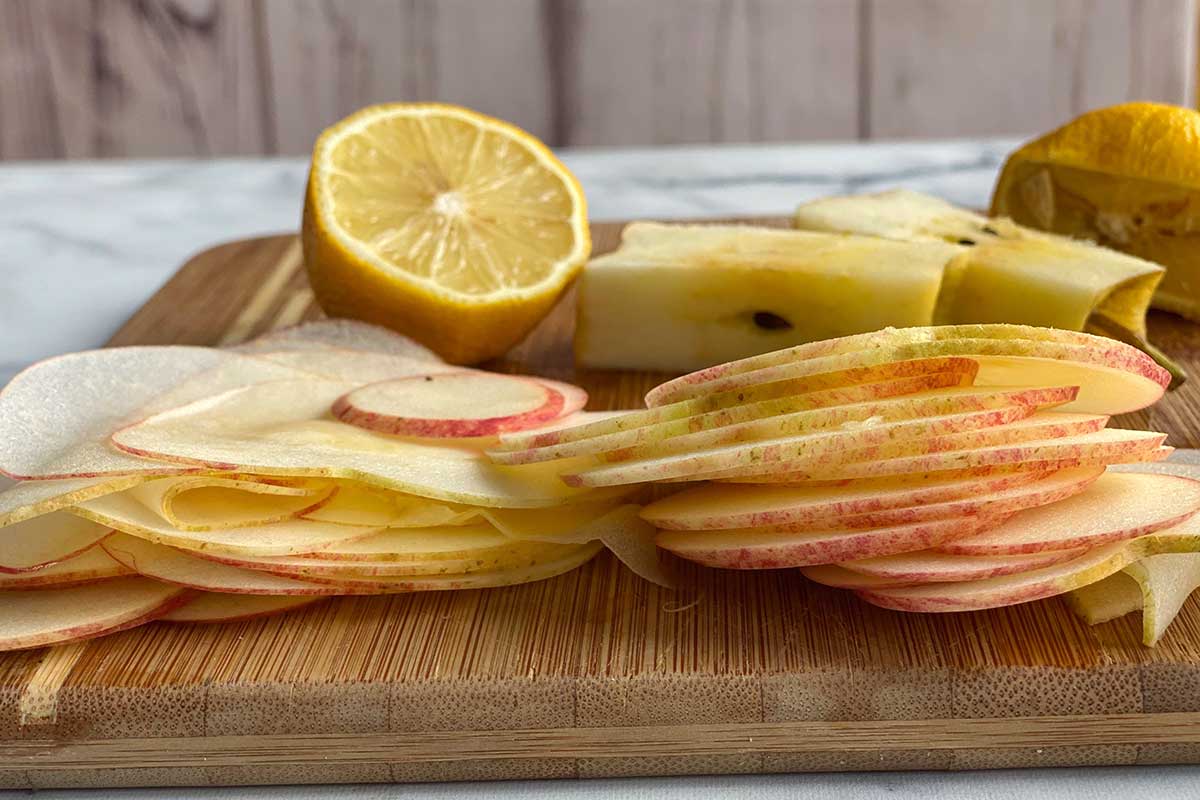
[0,512,113,572]
[939,472,1200,555]
[655,513,1005,569]
[0,546,133,589]
[161,592,324,623]
[838,547,1087,583]
[0,576,189,651]
[231,318,443,363]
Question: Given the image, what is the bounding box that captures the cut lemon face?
[303,104,590,364]
[991,102,1200,322]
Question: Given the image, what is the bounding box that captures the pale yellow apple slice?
[1065,572,1143,625]
[497,356,981,451]
[940,472,1200,555]
[655,513,1004,569]
[0,545,133,589]
[242,348,459,383]
[126,476,336,531]
[710,411,1108,483]
[1121,554,1200,646]
[301,483,482,528]
[334,372,577,438]
[646,327,1168,414]
[0,474,149,527]
[837,548,1087,583]
[161,593,323,623]
[0,577,189,651]
[492,381,1068,466]
[71,491,381,557]
[857,527,1200,612]
[103,533,602,595]
[300,523,512,562]
[110,379,610,508]
[563,406,1033,488]
[0,347,309,479]
[720,429,1166,484]
[0,512,113,572]
[232,319,443,362]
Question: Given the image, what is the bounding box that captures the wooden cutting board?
[4,219,1200,790]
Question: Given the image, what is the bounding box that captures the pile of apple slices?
[491,324,1200,633]
[0,321,664,652]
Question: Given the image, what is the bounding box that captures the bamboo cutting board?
[4,219,1200,790]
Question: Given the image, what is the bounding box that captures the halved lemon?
[991,102,1200,321]
[303,104,590,364]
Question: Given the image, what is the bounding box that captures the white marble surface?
[0,138,1018,385]
[4,138,1194,799]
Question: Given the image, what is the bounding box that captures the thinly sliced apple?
[0,512,114,572]
[857,527,1200,612]
[232,319,443,362]
[0,475,148,527]
[111,379,611,508]
[245,348,459,383]
[840,547,1087,583]
[0,348,309,480]
[127,476,336,531]
[491,381,1065,466]
[712,412,1108,483]
[334,372,568,438]
[1121,554,1200,645]
[103,533,602,595]
[71,491,381,556]
[1065,571,1143,625]
[799,564,915,589]
[720,429,1167,483]
[940,472,1200,555]
[0,545,132,589]
[0,577,189,651]
[642,471,1052,530]
[563,406,1034,487]
[655,514,1004,569]
[301,483,481,528]
[647,324,1167,411]
[161,593,323,623]
[498,356,981,451]
[302,523,511,562]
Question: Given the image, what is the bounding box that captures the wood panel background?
[0,0,1196,160]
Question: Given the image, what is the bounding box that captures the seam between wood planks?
[216,239,304,345]
[4,712,1200,769]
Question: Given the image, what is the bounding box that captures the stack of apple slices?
[0,321,663,652]
[491,324,1200,628]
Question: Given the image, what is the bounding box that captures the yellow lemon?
[991,102,1200,321]
[303,104,590,364]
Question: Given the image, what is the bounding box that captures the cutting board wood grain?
[4,219,1200,790]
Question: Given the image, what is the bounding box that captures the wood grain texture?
[4,219,1200,788]
[1,0,1197,158]
[867,0,1198,139]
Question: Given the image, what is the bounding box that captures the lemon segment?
[303,104,590,364]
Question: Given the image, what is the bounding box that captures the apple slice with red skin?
[0,577,190,652]
[563,406,1034,488]
[645,325,1168,414]
[160,593,324,623]
[856,526,1200,613]
[0,546,133,589]
[834,548,1088,584]
[334,372,587,438]
[709,411,1106,483]
[0,512,113,573]
[497,357,982,452]
[655,513,1007,569]
[938,472,1200,555]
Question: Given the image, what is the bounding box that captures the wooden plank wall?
[0,0,1195,160]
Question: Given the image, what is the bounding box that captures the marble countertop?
[4,138,1196,799]
[0,138,1016,385]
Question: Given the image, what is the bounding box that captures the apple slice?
[302,484,483,529]
[800,564,915,589]
[71,491,381,557]
[857,527,1200,612]
[839,547,1087,583]
[492,381,1067,466]
[0,577,189,651]
[642,470,1052,530]
[333,372,572,438]
[563,406,1034,487]
[111,379,610,508]
[0,546,133,589]
[940,472,1200,555]
[0,474,148,527]
[126,476,336,531]
[302,523,510,561]
[655,514,1005,569]
[161,593,323,623]
[1068,553,1200,646]
[646,330,1167,415]
[102,533,602,595]
[232,319,443,362]
[1065,572,1143,625]
[0,512,114,572]
[711,412,1108,483]
[497,356,981,451]
[719,429,1167,484]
